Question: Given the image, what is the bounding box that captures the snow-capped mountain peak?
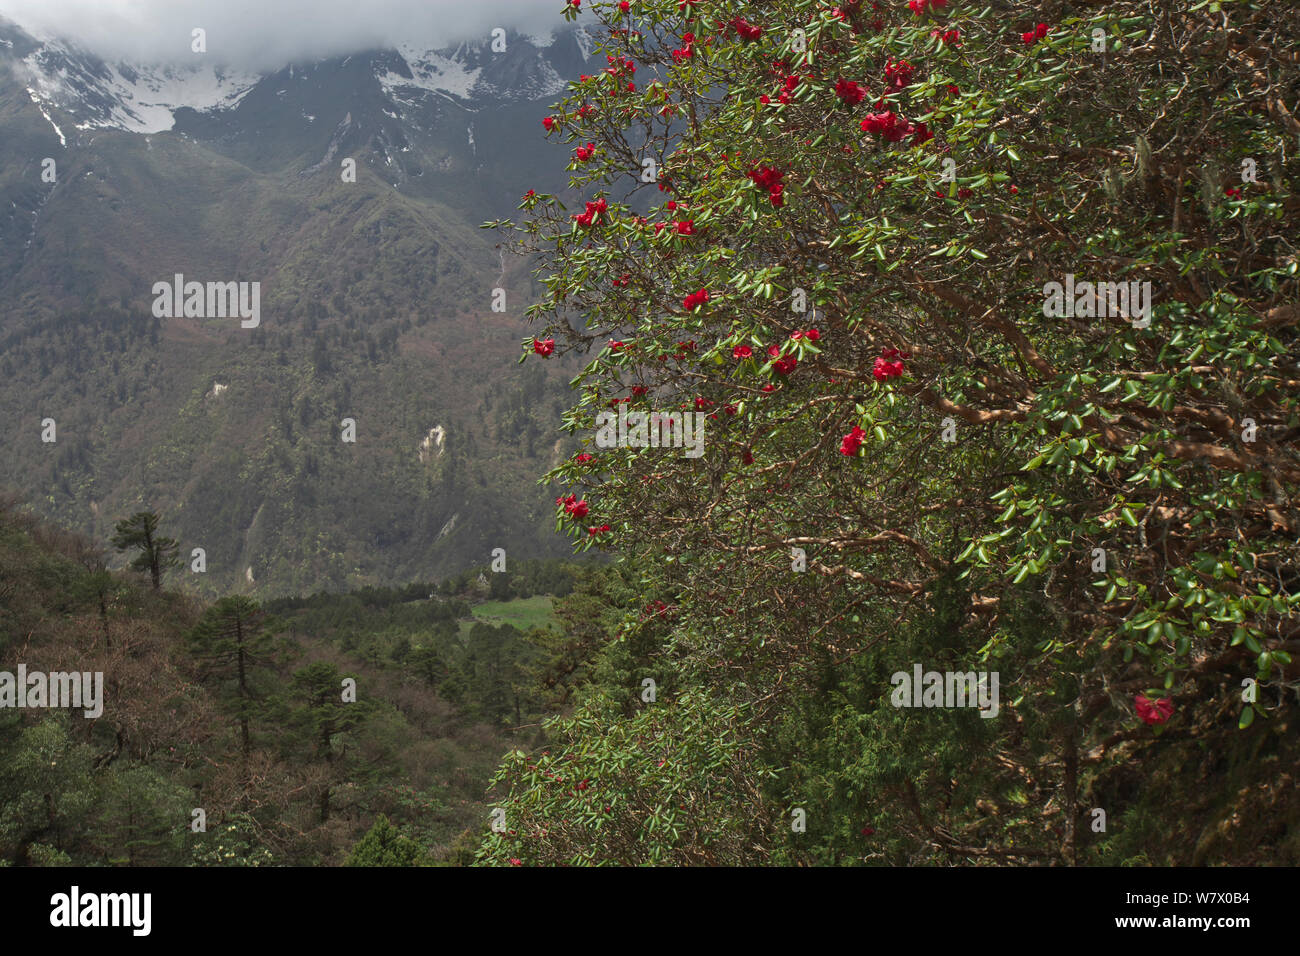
[1,18,594,139]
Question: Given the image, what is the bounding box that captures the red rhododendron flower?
[1023,24,1051,45]
[806,328,820,340]
[835,78,867,105]
[1135,695,1174,725]
[510,858,522,866]
[572,198,606,228]
[861,110,914,142]
[574,142,595,162]
[533,338,554,357]
[620,0,630,10]
[733,345,753,359]
[773,355,798,375]
[574,453,594,463]
[542,116,555,131]
[683,288,710,310]
[748,165,786,206]
[840,425,867,456]
[731,17,763,41]
[884,58,915,90]
[675,220,695,235]
[873,347,906,380]
[568,499,589,519]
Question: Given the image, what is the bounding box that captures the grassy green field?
[459,595,558,636]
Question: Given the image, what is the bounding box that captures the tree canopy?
[478,0,1300,866]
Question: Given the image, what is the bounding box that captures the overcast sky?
[0,0,569,67]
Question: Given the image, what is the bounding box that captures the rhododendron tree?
[482,0,1300,866]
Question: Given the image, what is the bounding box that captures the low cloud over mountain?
[0,0,567,71]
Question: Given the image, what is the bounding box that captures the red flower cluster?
[731,17,763,41]
[542,116,555,131]
[572,197,607,228]
[605,54,636,77]
[1135,695,1174,725]
[672,32,696,62]
[574,142,595,162]
[1022,23,1051,45]
[908,0,947,13]
[587,524,611,536]
[860,110,906,142]
[766,344,798,375]
[873,347,908,380]
[574,453,594,463]
[675,220,695,235]
[643,599,671,619]
[748,164,786,206]
[790,327,820,341]
[932,28,961,46]
[620,0,630,10]
[761,73,803,107]
[840,425,867,456]
[533,338,554,357]
[683,288,710,311]
[1224,186,1242,200]
[556,494,589,519]
[884,58,915,91]
[835,78,868,105]
[733,344,753,359]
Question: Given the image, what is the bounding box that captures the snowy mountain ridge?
[1,16,594,137]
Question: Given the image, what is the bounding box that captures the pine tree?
[109,511,179,591]
[187,597,275,757]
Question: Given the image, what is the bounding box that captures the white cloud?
[0,0,568,67]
